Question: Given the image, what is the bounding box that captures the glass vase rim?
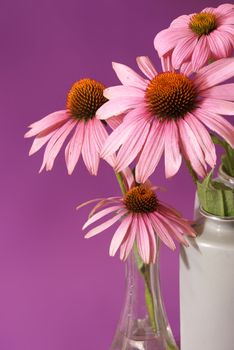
[199,206,234,222]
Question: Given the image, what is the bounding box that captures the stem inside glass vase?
[110,236,179,350]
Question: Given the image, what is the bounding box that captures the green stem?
[133,244,157,332]
[115,172,126,195]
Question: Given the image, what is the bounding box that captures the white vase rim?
[199,206,234,222]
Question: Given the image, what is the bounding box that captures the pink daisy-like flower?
[97,56,234,183]
[25,78,121,175]
[154,3,234,71]
[81,171,195,264]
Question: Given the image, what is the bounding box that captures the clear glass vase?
[110,240,179,350]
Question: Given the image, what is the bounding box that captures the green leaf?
[211,134,234,177]
[221,144,234,177]
[197,171,234,217]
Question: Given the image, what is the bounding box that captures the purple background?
[0,0,230,349]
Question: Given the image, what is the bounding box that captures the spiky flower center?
[66,78,107,121]
[190,12,217,36]
[145,72,197,121]
[124,185,158,213]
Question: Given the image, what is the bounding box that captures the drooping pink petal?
[178,118,207,178]
[25,110,69,137]
[85,212,124,239]
[92,118,115,167]
[208,30,233,59]
[83,205,123,229]
[170,14,192,28]
[119,216,137,261]
[215,3,234,17]
[136,214,150,264]
[180,61,194,76]
[142,215,156,263]
[154,27,191,57]
[135,121,166,183]
[191,36,211,71]
[149,212,176,250]
[39,119,76,172]
[158,206,196,237]
[104,85,145,99]
[185,113,216,168]
[194,57,234,91]
[29,128,57,156]
[106,115,124,130]
[101,108,150,159]
[200,99,234,115]
[109,214,133,257]
[155,212,189,247]
[220,15,234,25]
[161,54,174,73]
[112,62,149,89]
[96,97,143,119]
[88,198,123,217]
[115,118,151,172]
[195,109,234,148]
[200,83,234,100]
[164,121,182,178]
[65,121,84,175]
[76,197,121,211]
[172,33,198,69]
[81,119,100,175]
[136,56,158,80]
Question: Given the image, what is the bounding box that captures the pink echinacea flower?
[154,3,234,71]
[25,79,121,175]
[97,56,234,183]
[81,171,196,264]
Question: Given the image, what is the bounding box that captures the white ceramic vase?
[180,168,234,350]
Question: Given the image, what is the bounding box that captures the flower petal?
[83,205,123,229]
[101,108,150,159]
[200,83,234,100]
[85,212,123,239]
[25,110,68,137]
[164,121,182,178]
[112,62,149,89]
[120,217,137,261]
[109,214,133,257]
[92,118,115,167]
[191,36,211,71]
[194,57,234,91]
[201,99,234,115]
[136,214,150,264]
[154,27,191,57]
[149,212,176,250]
[195,109,234,148]
[28,128,57,156]
[135,121,165,183]
[136,56,158,80]
[96,97,143,119]
[186,113,216,168]
[142,215,156,263]
[115,118,151,172]
[39,119,76,172]
[178,118,207,178]
[81,119,100,175]
[65,121,84,175]
[172,34,198,69]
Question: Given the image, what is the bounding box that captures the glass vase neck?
[110,242,179,350]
